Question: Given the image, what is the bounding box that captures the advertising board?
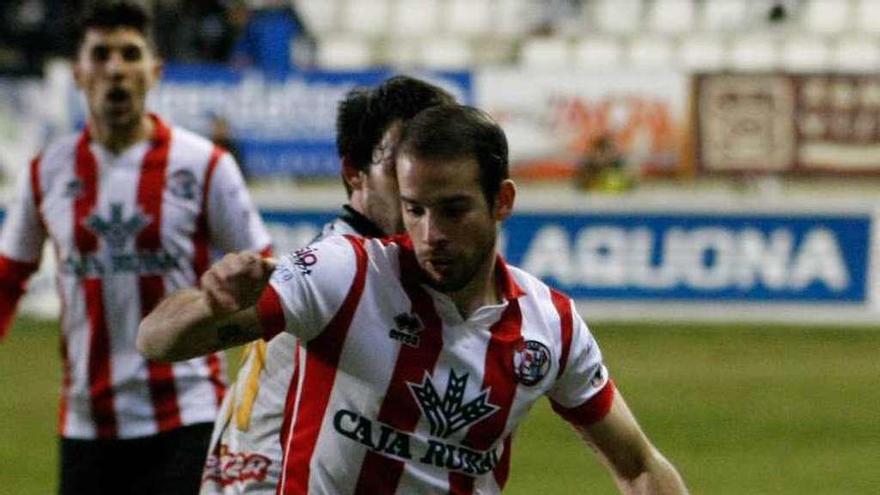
[697,73,880,175]
[3,206,876,322]
[475,68,688,179]
[149,66,472,178]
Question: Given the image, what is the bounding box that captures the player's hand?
[200,251,277,316]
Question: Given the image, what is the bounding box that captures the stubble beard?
[423,235,497,294]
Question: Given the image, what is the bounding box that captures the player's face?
[398,153,509,293]
[74,28,161,132]
[361,123,404,235]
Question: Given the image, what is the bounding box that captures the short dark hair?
[336,76,455,172]
[398,104,509,207]
[370,75,456,140]
[335,76,455,195]
[77,1,155,50]
[335,87,374,195]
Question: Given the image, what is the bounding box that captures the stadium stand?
[390,0,443,37]
[572,36,624,69]
[315,35,373,69]
[802,0,852,34]
[856,0,880,32]
[834,36,880,71]
[678,35,726,71]
[11,1,880,74]
[340,0,389,38]
[284,0,880,72]
[520,35,571,68]
[647,0,697,34]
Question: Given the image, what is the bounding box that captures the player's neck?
[447,253,501,320]
[90,115,153,154]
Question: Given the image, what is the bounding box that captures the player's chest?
[328,292,557,448]
[39,158,203,258]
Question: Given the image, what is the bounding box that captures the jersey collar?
[494,255,526,300]
[340,205,386,238]
[81,112,171,148]
[394,235,526,302]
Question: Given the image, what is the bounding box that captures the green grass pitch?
[1,317,878,494]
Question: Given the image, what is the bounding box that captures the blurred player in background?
[139,104,688,494]
[0,2,271,494]
[200,75,455,494]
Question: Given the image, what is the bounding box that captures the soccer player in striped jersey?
[0,3,271,494]
[140,105,688,494]
[200,76,455,494]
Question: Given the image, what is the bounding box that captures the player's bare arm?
[137,252,275,361]
[578,393,688,495]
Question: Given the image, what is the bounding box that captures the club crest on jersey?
[168,169,197,200]
[513,340,551,386]
[84,203,151,252]
[388,312,423,347]
[408,369,500,438]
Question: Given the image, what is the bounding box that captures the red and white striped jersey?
[257,234,614,494]
[0,115,271,440]
[202,213,369,494]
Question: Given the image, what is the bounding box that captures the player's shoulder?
[270,234,377,293]
[315,217,359,241]
[167,123,217,159]
[316,234,400,264]
[507,263,553,296]
[34,133,80,172]
[506,262,574,312]
[276,234,360,274]
[504,263,593,347]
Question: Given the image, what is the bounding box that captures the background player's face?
[397,153,501,292]
[74,28,161,132]
[361,122,404,235]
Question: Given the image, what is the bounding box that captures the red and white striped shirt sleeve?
[257,235,361,342]
[205,152,271,254]
[0,156,46,338]
[547,300,615,427]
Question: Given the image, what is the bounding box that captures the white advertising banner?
[474,68,688,179]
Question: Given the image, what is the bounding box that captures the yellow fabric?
[235,340,267,431]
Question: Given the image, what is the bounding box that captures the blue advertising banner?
[261,210,873,303]
[1,208,870,304]
[144,65,473,178]
[502,213,871,302]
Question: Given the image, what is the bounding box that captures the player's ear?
[150,56,164,87]
[341,157,364,191]
[493,179,516,221]
[72,58,85,89]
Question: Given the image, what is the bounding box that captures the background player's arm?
[137,251,274,361]
[576,392,688,495]
[0,157,46,339]
[206,152,272,254]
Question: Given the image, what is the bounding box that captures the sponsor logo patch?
[388,312,424,347]
[333,408,503,475]
[409,369,500,438]
[202,444,272,487]
[333,369,506,475]
[62,202,184,278]
[292,245,319,275]
[84,203,150,252]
